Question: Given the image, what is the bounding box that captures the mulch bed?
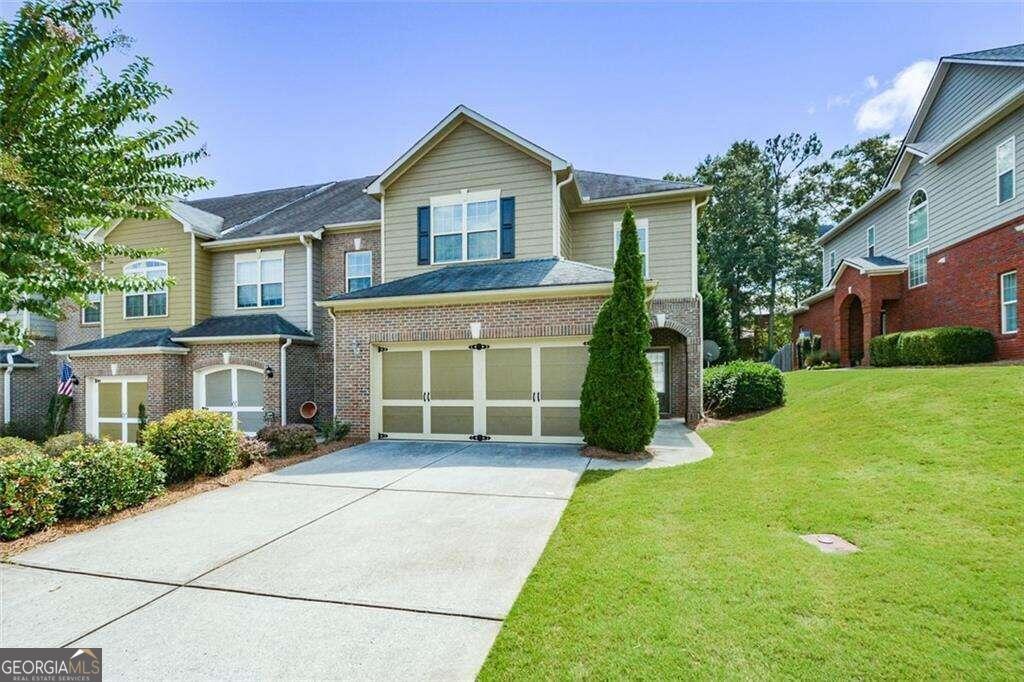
[580,445,652,462]
[1,437,364,559]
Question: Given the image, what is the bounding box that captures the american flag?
[57,360,75,397]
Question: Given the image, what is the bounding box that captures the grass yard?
[481,366,1024,679]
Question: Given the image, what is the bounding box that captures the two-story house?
[3,106,708,444]
[793,44,1024,365]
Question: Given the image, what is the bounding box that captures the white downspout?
[329,309,337,418]
[552,171,574,258]
[299,234,313,333]
[3,347,22,428]
[279,338,293,425]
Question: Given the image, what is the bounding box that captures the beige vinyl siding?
[103,218,191,335]
[559,192,573,259]
[209,243,309,331]
[382,121,553,282]
[824,105,1024,284]
[917,64,1024,144]
[571,199,695,299]
[193,236,212,323]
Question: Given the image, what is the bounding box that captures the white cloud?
[865,75,879,90]
[827,94,853,111]
[807,104,817,115]
[855,61,936,132]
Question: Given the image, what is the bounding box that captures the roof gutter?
[169,334,313,344]
[51,347,189,357]
[3,347,21,428]
[279,337,292,425]
[201,230,323,251]
[553,171,574,257]
[576,185,713,209]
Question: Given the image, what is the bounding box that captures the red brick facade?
[795,220,1023,365]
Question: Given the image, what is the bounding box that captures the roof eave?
[575,185,713,209]
[203,230,324,250]
[169,334,314,344]
[53,346,188,357]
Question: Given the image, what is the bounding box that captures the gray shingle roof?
[173,314,312,340]
[325,257,613,301]
[60,328,184,352]
[185,182,332,231]
[575,170,702,200]
[949,44,1024,63]
[221,176,379,240]
[0,352,37,366]
[845,255,905,269]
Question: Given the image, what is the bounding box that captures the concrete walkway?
[586,419,713,470]
[3,441,588,680]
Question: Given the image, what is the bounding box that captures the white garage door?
[371,338,589,443]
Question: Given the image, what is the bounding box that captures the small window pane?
[348,277,371,292]
[261,282,283,307]
[467,230,497,260]
[125,294,144,318]
[467,200,498,231]
[147,292,167,316]
[261,258,283,283]
[237,410,265,434]
[1005,302,1019,333]
[434,234,462,262]
[236,370,263,407]
[147,265,167,281]
[83,295,101,324]
[204,370,232,407]
[126,381,147,416]
[909,206,928,246]
[909,250,927,287]
[236,260,259,285]
[346,252,371,277]
[999,171,1014,204]
[1002,272,1017,303]
[431,204,462,235]
[237,284,258,308]
[997,140,1014,173]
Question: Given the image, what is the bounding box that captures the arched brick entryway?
[839,294,865,366]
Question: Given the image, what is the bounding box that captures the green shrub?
[142,409,239,483]
[236,435,269,467]
[580,207,658,453]
[55,442,165,520]
[1,419,47,443]
[0,453,61,540]
[320,418,351,443]
[804,349,839,369]
[869,333,902,367]
[703,360,786,418]
[257,424,317,458]
[0,436,42,459]
[41,432,98,458]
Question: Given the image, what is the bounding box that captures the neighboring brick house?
[3,105,709,443]
[794,44,1024,366]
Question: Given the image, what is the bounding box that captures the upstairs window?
[1002,271,1018,334]
[82,292,102,325]
[613,218,650,277]
[908,248,928,288]
[908,189,928,247]
[235,251,284,308]
[124,260,167,318]
[997,137,1015,204]
[346,251,372,292]
[430,190,500,264]
[866,226,876,257]
[828,250,837,277]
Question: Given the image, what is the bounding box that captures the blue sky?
[26,1,1024,197]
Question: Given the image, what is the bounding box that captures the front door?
[95,377,147,442]
[646,349,669,415]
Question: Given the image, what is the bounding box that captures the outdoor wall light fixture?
[71,374,80,385]
[264,365,274,379]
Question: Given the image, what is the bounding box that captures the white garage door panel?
[372,338,588,444]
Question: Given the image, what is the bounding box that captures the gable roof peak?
[946,43,1024,65]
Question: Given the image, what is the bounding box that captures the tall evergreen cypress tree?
[579,207,658,453]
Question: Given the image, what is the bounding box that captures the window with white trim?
[614,218,650,277]
[124,260,168,318]
[997,137,1015,204]
[866,226,876,257]
[908,189,928,247]
[828,250,837,277]
[346,251,372,292]
[235,251,284,308]
[1001,270,1018,334]
[82,292,102,325]
[908,248,927,288]
[430,190,500,264]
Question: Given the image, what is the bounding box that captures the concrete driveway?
[2,440,590,680]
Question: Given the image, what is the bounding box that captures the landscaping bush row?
[869,326,996,367]
[1,410,341,540]
[703,360,786,418]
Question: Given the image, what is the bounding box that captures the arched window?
[908,189,928,247]
[123,259,168,318]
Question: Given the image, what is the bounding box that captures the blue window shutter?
[500,197,515,259]
[417,206,430,265]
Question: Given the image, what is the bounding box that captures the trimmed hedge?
[0,436,42,459]
[236,435,269,467]
[42,432,98,458]
[0,454,61,540]
[870,326,996,367]
[56,442,165,519]
[704,360,786,418]
[142,409,239,483]
[257,424,317,458]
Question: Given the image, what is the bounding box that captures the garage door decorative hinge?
[469,434,492,441]
[468,343,490,350]
[377,432,389,440]
[377,346,389,353]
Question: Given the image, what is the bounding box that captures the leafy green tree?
[579,207,658,454]
[698,266,736,363]
[797,134,898,223]
[0,0,211,348]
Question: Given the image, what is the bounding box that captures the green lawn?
[481,366,1024,679]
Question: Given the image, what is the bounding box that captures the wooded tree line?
[668,134,897,362]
